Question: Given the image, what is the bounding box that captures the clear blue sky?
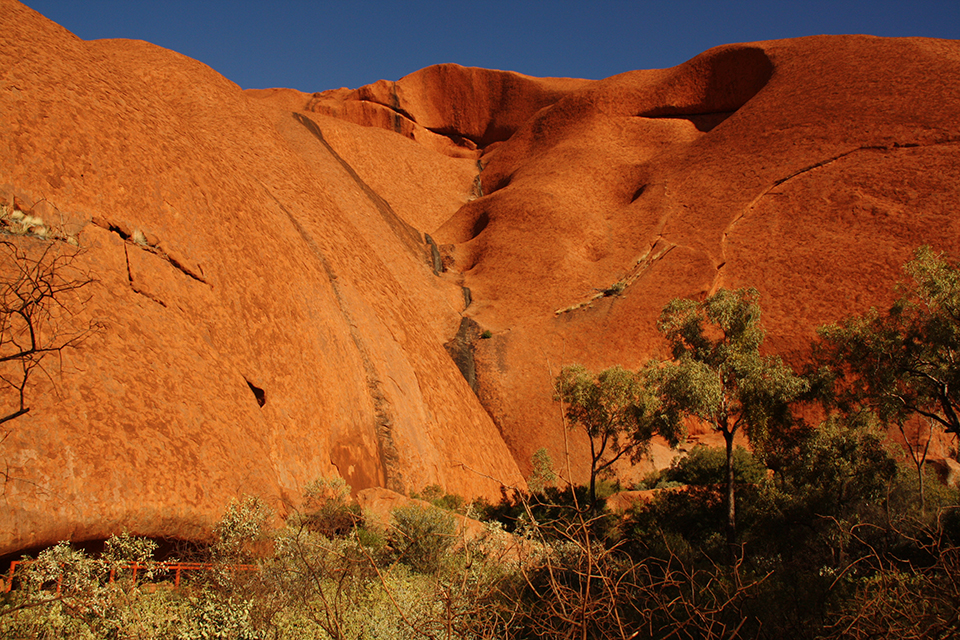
[22,0,960,92]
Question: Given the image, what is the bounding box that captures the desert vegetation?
[3,247,960,638]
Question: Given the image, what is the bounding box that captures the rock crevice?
[91,219,208,285]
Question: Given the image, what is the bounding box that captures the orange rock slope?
[2,0,959,555]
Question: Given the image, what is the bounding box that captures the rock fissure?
[122,243,133,284]
[373,86,418,128]
[130,285,169,308]
[444,317,482,395]
[162,253,207,286]
[263,185,403,492]
[92,220,208,286]
[769,138,960,190]
[721,137,960,259]
[129,285,169,307]
[292,113,426,261]
[424,234,443,274]
[121,243,167,308]
[555,238,676,316]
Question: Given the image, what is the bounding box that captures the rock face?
[0,0,527,555]
[2,0,959,555]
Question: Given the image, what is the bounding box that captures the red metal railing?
[3,560,258,594]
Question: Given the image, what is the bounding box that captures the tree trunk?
[589,469,597,508]
[918,461,926,516]
[724,427,737,559]
[589,438,598,507]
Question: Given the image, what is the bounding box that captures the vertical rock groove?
[261,185,404,492]
[292,113,426,261]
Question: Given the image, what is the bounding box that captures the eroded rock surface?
[0,0,525,555]
[1,0,958,554]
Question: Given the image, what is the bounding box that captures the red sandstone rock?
[0,0,524,556]
[1,0,959,557]
[432,36,960,487]
[306,65,590,158]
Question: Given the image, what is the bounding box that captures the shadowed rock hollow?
[1,0,959,555]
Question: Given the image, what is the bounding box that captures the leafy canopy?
[555,364,661,504]
[555,364,658,452]
[819,246,960,442]
[653,288,807,449]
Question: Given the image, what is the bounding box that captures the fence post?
[4,561,18,593]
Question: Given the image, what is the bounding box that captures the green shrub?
[410,484,469,514]
[412,483,444,503]
[356,525,387,553]
[292,476,363,538]
[389,504,457,574]
[179,588,262,640]
[665,444,767,486]
[298,501,362,538]
[481,484,620,544]
[775,414,897,519]
[0,534,188,640]
[212,495,273,563]
[628,485,727,557]
[528,447,558,493]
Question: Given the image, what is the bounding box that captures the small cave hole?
[630,184,647,203]
[470,211,490,239]
[108,224,131,241]
[245,378,266,408]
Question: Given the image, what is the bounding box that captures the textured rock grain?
[0,0,524,555]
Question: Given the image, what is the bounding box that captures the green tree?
[819,246,960,459]
[213,495,274,564]
[528,447,557,493]
[652,288,807,550]
[778,411,897,518]
[664,443,767,487]
[554,364,660,506]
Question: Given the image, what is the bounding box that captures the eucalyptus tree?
[554,364,661,506]
[819,246,960,457]
[819,246,960,512]
[652,288,808,550]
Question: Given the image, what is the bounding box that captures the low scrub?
[5,451,960,640]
